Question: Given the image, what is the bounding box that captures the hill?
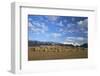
[80,43,88,48]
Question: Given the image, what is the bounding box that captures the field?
[28,45,88,60]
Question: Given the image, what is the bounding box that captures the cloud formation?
[45,16,59,22]
[64,37,87,46]
[51,33,61,38]
[28,21,48,34]
[57,21,64,27]
[77,19,88,27]
[28,15,88,45]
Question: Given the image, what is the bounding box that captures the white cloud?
[64,37,87,46]
[67,23,75,28]
[31,27,41,34]
[77,19,88,27]
[77,19,88,34]
[59,28,63,32]
[32,21,41,27]
[76,37,84,41]
[78,21,83,25]
[57,21,64,27]
[28,22,33,27]
[46,16,59,21]
[63,41,74,45]
[51,33,61,38]
[28,18,33,22]
[65,37,85,41]
[40,23,48,33]
[28,21,48,34]
[60,23,78,33]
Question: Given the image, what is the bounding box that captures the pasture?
[28,45,88,60]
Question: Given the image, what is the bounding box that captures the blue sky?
[28,15,88,46]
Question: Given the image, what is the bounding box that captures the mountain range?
[28,40,88,48]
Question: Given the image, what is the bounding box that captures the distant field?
[28,45,88,60]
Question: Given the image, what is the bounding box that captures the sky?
[28,15,88,46]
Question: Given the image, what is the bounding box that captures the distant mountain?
[28,40,88,48]
[28,40,63,46]
[80,43,88,48]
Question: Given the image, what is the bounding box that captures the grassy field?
[28,45,88,60]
